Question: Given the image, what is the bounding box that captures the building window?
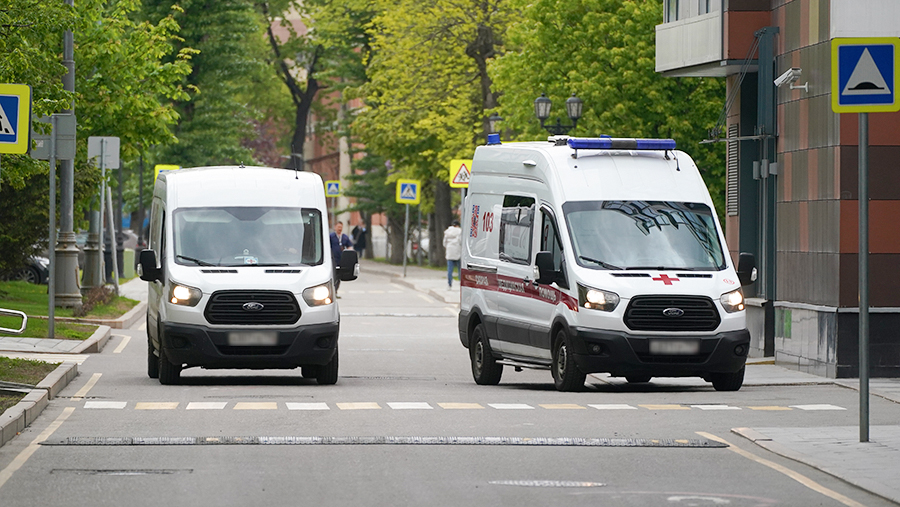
[666,0,679,22]
[699,0,711,14]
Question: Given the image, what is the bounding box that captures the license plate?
[649,339,700,355]
[228,331,278,346]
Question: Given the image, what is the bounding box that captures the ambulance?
[458,136,756,391]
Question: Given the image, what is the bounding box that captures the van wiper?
[579,256,623,270]
[176,255,216,266]
[246,263,290,267]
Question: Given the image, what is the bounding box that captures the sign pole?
[859,112,869,443]
[48,116,58,338]
[402,204,409,277]
[98,141,106,284]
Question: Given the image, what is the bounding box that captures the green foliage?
[145,0,274,167]
[489,0,727,214]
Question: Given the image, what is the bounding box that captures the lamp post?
[534,93,583,136]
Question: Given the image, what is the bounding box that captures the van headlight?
[578,284,620,312]
[302,282,333,306]
[720,288,745,313]
[169,282,202,306]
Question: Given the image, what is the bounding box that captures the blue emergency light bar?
[567,137,677,151]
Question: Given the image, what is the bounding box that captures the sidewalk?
[359,258,460,305]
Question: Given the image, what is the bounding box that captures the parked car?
[13,256,50,284]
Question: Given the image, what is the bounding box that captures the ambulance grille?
[624,296,720,331]
[205,291,300,325]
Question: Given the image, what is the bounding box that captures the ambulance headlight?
[720,288,745,313]
[303,282,334,306]
[169,282,202,306]
[578,284,620,312]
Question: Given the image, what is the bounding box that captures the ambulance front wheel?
[552,329,586,392]
[470,323,502,385]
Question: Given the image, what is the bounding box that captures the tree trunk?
[364,213,374,259]
[388,214,405,264]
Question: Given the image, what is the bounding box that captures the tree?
[143,0,274,167]
[489,0,726,213]
[352,0,510,264]
[342,153,407,262]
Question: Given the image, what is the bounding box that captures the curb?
[31,301,146,330]
[0,361,78,448]
[70,325,111,354]
[361,265,459,305]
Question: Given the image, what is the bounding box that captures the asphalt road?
[1,274,898,507]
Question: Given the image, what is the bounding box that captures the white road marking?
[286,402,330,411]
[138,321,146,330]
[0,407,74,491]
[790,404,846,411]
[488,403,534,410]
[84,401,127,409]
[445,307,457,315]
[387,402,433,410]
[691,405,742,410]
[71,373,102,400]
[112,335,131,354]
[186,402,227,410]
[588,404,638,410]
[417,294,434,303]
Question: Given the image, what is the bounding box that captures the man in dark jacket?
[351,223,367,259]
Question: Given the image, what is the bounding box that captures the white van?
[459,137,756,391]
[138,166,358,385]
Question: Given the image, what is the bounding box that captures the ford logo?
[242,302,265,312]
[662,307,684,317]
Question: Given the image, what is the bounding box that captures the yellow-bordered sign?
[154,164,181,181]
[325,180,341,197]
[832,37,900,113]
[0,83,32,154]
[449,159,472,188]
[396,179,421,205]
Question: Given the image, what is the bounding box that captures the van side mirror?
[138,249,161,282]
[339,250,359,281]
[736,252,757,287]
[534,251,556,285]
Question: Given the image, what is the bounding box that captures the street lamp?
[534,93,583,136]
[488,112,503,133]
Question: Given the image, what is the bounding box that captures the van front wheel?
[470,324,502,385]
[158,344,182,385]
[710,367,744,391]
[316,349,339,385]
[552,330,586,392]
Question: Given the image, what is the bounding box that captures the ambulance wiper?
[176,255,216,266]
[579,256,623,270]
[626,266,675,270]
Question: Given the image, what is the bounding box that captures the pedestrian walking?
[351,222,367,259]
[330,221,352,297]
[443,220,462,290]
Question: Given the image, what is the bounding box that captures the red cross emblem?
[652,274,680,285]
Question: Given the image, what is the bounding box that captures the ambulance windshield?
[172,207,323,267]
[563,201,726,271]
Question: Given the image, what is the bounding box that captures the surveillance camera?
[774,68,802,87]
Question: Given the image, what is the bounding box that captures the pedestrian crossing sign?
[154,164,181,181]
[449,159,472,188]
[832,37,900,113]
[0,84,32,154]
[396,179,421,204]
[325,180,341,197]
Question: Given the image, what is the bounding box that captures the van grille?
[624,295,720,331]
[204,291,300,325]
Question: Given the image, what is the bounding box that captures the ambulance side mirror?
[736,252,757,287]
[535,251,557,285]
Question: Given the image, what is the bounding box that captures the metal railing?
[0,308,28,335]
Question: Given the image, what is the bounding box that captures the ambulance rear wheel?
[470,324,502,385]
[552,329,586,392]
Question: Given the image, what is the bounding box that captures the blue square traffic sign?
[832,38,900,113]
[0,94,21,143]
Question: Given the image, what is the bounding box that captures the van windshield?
[563,201,726,271]
[172,207,323,267]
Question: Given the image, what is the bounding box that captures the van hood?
[578,268,742,300]
[167,264,330,295]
